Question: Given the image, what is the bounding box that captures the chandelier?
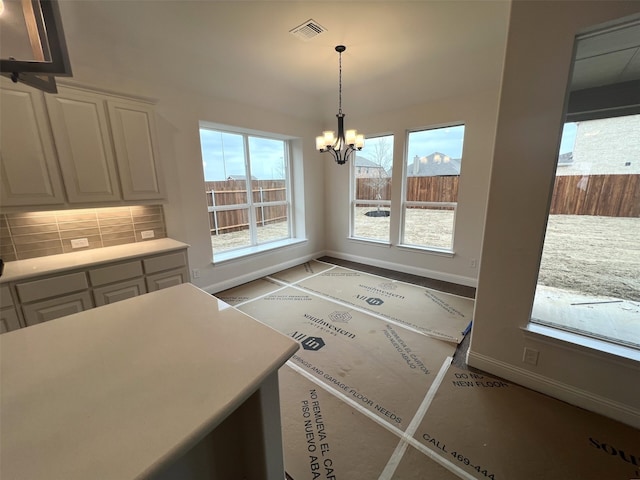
[316,45,364,165]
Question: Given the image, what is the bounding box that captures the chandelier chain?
[338,49,343,115]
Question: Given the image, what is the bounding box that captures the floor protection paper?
[278,364,458,480]
[238,286,456,431]
[215,260,637,479]
[296,266,473,344]
[215,277,283,306]
[268,260,336,284]
[389,443,463,480]
[415,365,640,480]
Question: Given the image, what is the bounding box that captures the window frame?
[199,124,296,261]
[530,114,640,350]
[399,123,465,253]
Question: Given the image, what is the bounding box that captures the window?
[401,124,465,251]
[532,115,640,349]
[199,127,292,258]
[350,135,394,242]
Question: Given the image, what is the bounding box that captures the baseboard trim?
[201,251,322,294]
[324,250,477,288]
[466,350,640,429]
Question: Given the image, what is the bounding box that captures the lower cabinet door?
[146,268,189,292]
[22,292,94,326]
[93,278,147,307]
[1,307,22,333]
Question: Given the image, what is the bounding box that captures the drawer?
[89,260,143,286]
[22,291,94,326]
[17,272,89,303]
[143,251,187,274]
[1,284,14,308]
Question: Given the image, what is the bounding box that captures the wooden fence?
[550,174,639,217]
[355,174,638,216]
[205,180,287,234]
[356,177,458,203]
[205,174,639,235]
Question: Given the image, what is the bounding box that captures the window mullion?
[244,135,258,246]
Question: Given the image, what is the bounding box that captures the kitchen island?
[0,283,299,479]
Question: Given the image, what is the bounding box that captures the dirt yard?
[212,212,640,301]
[538,215,639,301]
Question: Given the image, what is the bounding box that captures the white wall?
[323,88,502,287]
[469,1,640,428]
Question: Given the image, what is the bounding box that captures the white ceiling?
[54,1,511,120]
[572,20,640,90]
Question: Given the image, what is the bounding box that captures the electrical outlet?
[71,238,89,249]
[192,268,200,279]
[141,230,155,239]
[523,347,539,366]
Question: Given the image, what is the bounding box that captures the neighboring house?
[226,175,257,181]
[408,152,461,176]
[354,155,387,178]
[556,115,640,175]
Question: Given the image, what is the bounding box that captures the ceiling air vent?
[289,19,327,41]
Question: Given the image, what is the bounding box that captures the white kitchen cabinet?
[1,307,21,333]
[0,82,65,206]
[143,250,189,292]
[1,283,15,309]
[22,291,94,326]
[89,259,147,306]
[16,271,93,326]
[0,284,22,333]
[3,243,189,330]
[44,87,122,203]
[1,82,165,210]
[146,268,190,292]
[107,100,164,200]
[93,278,147,306]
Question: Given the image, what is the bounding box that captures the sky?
[200,130,286,181]
[559,122,577,154]
[407,125,465,161]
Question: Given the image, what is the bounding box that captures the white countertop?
[1,238,189,283]
[0,283,299,479]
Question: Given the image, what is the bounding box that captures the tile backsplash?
[0,205,167,261]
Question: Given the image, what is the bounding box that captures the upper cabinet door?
[107,100,165,200]
[45,88,121,203]
[0,85,65,206]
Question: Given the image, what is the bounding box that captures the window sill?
[213,238,307,264]
[396,243,455,257]
[347,237,391,247]
[523,323,640,364]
